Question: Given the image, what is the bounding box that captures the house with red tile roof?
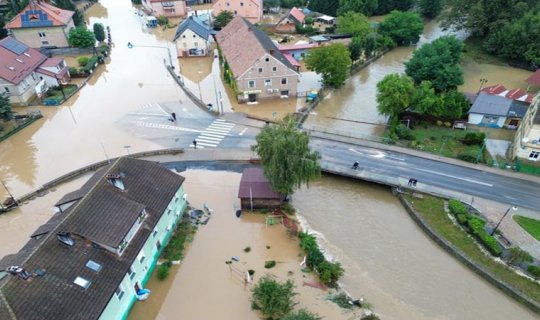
[0,37,70,105]
[149,0,188,18]
[275,7,305,32]
[6,1,75,48]
[216,16,299,103]
[213,0,262,23]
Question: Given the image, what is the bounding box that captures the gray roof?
[469,92,514,117]
[173,16,210,41]
[0,158,185,320]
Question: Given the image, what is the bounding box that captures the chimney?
[269,49,274,55]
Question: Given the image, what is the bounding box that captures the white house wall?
[175,29,209,56]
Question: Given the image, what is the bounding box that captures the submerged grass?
[405,195,540,303]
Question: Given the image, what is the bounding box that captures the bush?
[448,199,468,216]
[462,132,486,146]
[282,202,296,215]
[69,67,80,75]
[329,292,354,309]
[251,276,297,319]
[93,23,105,42]
[244,246,251,253]
[317,261,344,287]
[82,56,99,73]
[157,15,169,26]
[264,260,276,268]
[78,56,89,66]
[396,124,413,140]
[282,309,321,320]
[456,214,469,225]
[527,265,540,279]
[157,263,171,280]
[457,152,478,163]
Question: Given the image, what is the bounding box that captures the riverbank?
[128,170,357,320]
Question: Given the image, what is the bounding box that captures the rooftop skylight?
[74,276,91,289]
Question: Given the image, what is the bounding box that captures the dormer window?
[29,14,38,20]
[107,174,125,190]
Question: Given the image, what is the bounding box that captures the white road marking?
[239,128,247,136]
[191,119,235,149]
[416,168,493,187]
[134,121,202,133]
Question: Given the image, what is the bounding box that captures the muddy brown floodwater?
[303,19,533,138]
[129,170,353,320]
[292,175,539,320]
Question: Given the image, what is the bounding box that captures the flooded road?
[303,19,532,137]
[292,175,538,320]
[0,0,187,199]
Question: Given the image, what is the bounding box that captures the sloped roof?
[469,92,514,116]
[173,15,210,41]
[0,158,185,320]
[0,37,47,85]
[527,69,540,87]
[216,16,295,77]
[6,1,74,29]
[238,168,282,199]
[289,7,305,24]
[481,84,507,95]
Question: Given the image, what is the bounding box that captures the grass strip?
[405,195,540,303]
[513,216,540,242]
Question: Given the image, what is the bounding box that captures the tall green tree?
[93,23,105,42]
[308,0,339,16]
[376,73,415,133]
[374,0,414,15]
[252,115,321,198]
[0,15,8,39]
[348,36,363,61]
[68,27,95,48]
[54,0,84,26]
[412,81,442,116]
[337,0,378,16]
[0,95,13,122]
[418,0,444,18]
[213,10,234,30]
[405,35,464,92]
[281,0,306,8]
[251,276,297,319]
[378,10,424,46]
[336,11,371,38]
[305,43,352,87]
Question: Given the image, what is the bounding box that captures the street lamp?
[478,78,488,93]
[127,42,174,69]
[490,205,517,236]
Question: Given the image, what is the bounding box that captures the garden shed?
[238,168,283,210]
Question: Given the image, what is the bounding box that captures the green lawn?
[405,195,540,303]
[403,125,491,164]
[513,215,540,242]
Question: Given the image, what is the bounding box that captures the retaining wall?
[397,192,540,314]
[166,65,218,115]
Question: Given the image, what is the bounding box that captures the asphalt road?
[310,137,540,211]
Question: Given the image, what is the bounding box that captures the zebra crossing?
[190,119,235,149]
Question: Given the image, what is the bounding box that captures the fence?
[40,47,96,57]
[0,111,43,143]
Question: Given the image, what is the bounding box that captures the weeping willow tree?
[252,116,321,198]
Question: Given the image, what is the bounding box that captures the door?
[248,93,257,102]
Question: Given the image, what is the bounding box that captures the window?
[153,230,158,237]
[264,79,271,87]
[258,68,263,73]
[234,10,237,14]
[226,2,230,6]
[272,67,277,72]
[265,57,269,62]
[116,286,125,300]
[194,42,198,47]
[86,260,102,272]
[41,41,49,45]
[240,2,244,5]
[281,90,289,96]
[182,35,186,38]
[193,34,196,38]
[38,32,46,38]
[281,78,287,85]
[128,267,136,280]
[248,80,255,88]
[74,277,91,289]
[529,151,540,161]
[138,252,146,264]
[183,42,187,48]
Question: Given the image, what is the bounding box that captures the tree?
[440,90,470,119]
[213,10,234,30]
[348,36,363,61]
[281,0,306,8]
[263,0,280,9]
[282,309,322,320]
[484,10,540,68]
[337,0,378,16]
[376,73,415,133]
[336,11,371,38]
[252,115,321,198]
[412,81,442,116]
[93,23,105,42]
[0,95,13,122]
[305,43,352,88]
[308,0,339,16]
[0,15,8,39]
[405,35,464,92]
[378,10,423,46]
[54,0,84,26]
[374,0,414,15]
[418,0,443,18]
[68,27,95,48]
[251,276,297,319]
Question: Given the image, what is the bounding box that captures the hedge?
[298,232,343,287]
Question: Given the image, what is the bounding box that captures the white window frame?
[264,79,272,87]
[248,80,255,88]
[529,151,540,161]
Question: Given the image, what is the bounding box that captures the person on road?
[352,161,359,170]
[171,112,176,122]
[193,140,197,149]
